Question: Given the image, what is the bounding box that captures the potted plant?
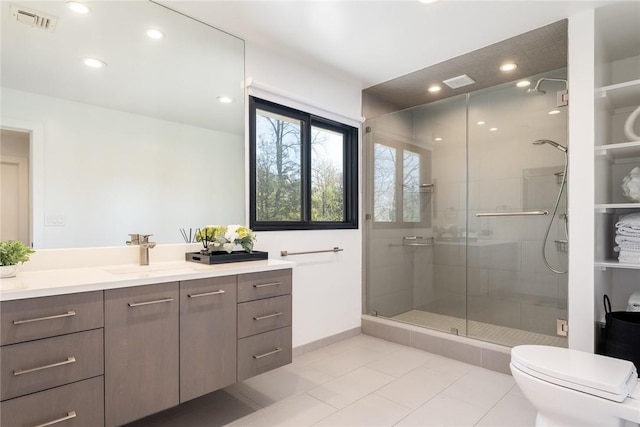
[0,240,35,278]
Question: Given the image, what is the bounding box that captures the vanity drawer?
[237,294,292,339]
[237,326,292,381]
[1,376,104,427]
[237,269,292,302]
[1,291,104,345]
[1,328,104,401]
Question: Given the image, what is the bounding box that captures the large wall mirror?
[1,1,245,249]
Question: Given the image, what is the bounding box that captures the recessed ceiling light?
[548,110,561,115]
[477,121,485,125]
[83,57,106,68]
[217,96,233,104]
[67,1,90,14]
[499,63,518,72]
[489,127,498,132]
[516,80,531,88]
[428,85,442,93]
[434,137,443,141]
[146,29,164,40]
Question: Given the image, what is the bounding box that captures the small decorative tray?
[185,250,268,265]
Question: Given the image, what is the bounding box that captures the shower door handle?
[475,210,549,217]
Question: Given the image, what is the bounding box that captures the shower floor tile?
[391,309,568,347]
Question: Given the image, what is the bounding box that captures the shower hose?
[541,151,568,274]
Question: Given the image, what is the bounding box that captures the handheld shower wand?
[533,139,567,153]
[532,139,568,274]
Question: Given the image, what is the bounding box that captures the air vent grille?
[442,74,476,89]
[10,4,58,31]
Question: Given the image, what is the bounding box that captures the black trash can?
[603,295,640,369]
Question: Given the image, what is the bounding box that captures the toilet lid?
[511,345,638,402]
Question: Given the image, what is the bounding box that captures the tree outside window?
[249,97,358,230]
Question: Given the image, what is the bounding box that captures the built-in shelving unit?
[593,2,640,343]
[595,260,640,270]
[595,79,640,110]
[595,141,640,159]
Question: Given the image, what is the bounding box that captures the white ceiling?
[1,1,245,134]
[2,0,631,134]
[160,0,623,88]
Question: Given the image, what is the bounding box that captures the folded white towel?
[616,227,640,236]
[618,251,640,263]
[615,234,640,245]
[616,212,640,228]
[615,245,640,254]
[628,291,640,312]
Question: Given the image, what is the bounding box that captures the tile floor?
[128,334,536,427]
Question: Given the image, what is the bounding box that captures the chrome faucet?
[126,234,157,266]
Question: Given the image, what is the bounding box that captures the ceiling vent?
[443,74,476,89]
[10,4,58,31]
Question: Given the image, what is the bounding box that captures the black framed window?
[249,96,358,230]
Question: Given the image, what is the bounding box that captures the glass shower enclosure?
[364,70,569,348]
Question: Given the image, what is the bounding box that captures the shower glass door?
[466,70,568,347]
[364,95,468,334]
[364,70,568,348]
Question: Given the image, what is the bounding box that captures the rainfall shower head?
[533,139,567,153]
[526,87,546,95]
[527,77,568,95]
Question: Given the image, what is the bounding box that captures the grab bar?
[475,210,548,217]
[389,236,434,247]
[280,247,343,257]
[403,236,434,246]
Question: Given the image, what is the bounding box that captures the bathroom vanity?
[0,260,293,427]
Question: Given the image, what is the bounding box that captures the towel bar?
[475,210,549,217]
[280,247,343,256]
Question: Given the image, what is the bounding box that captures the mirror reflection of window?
[373,140,431,227]
[374,143,397,222]
[403,150,421,222]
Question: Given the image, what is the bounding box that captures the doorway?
[1,128,31,246]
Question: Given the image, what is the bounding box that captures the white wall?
[567,9,596,352]
[245,42,364,348]
[2,88,244,249]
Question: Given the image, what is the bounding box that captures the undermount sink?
[105,264,195,276]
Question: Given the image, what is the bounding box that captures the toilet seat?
[511,345,638,403]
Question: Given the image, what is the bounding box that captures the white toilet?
[510,345,640,427]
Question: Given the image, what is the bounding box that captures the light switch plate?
[45,214,65,226]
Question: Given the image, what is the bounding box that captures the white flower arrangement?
[195,225,256,253]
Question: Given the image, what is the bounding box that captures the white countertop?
[0,259,295,301]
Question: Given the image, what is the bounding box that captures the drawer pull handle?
[14,356,76,376]
[253,312,283,321]
[33,411,77,427]
[13,311,76,325]
[128,297,174,307]
[188,290,225,298]
[253,347,283,359]
[253,282,281,289]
